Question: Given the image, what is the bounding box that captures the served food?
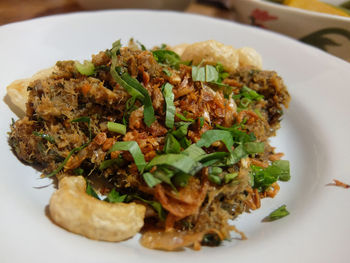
[266,0,350,17]
[7,39,290,250]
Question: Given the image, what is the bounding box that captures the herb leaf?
[162,83,175,129]
[86,182,100,200]
[129,195,166,221]
[152,50,183,69]
[105,189,127,203]
[196,130,234,153]
[33,131,55,144]
[99,157,124,170]
[146,153,200,175]
[163,134,181,154]
[143,172,162,187]
[116,68,156,127]
[263,205,290,222]
[109,141,147,173]
[252,160,290,192]
[46,143,89,177]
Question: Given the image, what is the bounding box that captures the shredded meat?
[9,42,290,250]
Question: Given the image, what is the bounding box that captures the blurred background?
[1,0,349,61]
[0,0,235,26]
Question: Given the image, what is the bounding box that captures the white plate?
[1,10,349,263]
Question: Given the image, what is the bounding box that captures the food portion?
[266,0,350,17]
[8,39,290,250]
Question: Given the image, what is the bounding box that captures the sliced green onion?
[107,122,126,135]
[75,60,95,76]
[244,142,265,154]
[108,141,146,173]
[162,83,175,129]
[208,173,221,185]
[224,172,238,184]
[263,205,290,222]
[162,68,172,76]
[240,97,251,108]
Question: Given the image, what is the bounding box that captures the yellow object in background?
[284,0,350,17]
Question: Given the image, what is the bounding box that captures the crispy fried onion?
[49,176,146,241]
[155,177,209,230]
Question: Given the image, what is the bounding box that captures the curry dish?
[8,39,290,250]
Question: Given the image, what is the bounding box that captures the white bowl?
[229,0,350,61]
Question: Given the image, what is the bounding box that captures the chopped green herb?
[196,130,234,153]
[146,153,200,175]
[33,131,55,144]
[172,122,191,139]
[205,65,219,82]
[175,113,195,123]
[162,83,175,129]
[198,116,205,129]
[173,172,191,187]
[263,205,290,222]
[109,141,147,173]
[224,172,238,184]
[208,173,221,185]
[107,122,126,135]
[99,158,124,170]
[73,167,84,175]
[46,142,89,177]
[128,195,166,221]
[252,160,290,192]
[115,67,155,127]
[163,134,181,154]
[75,60,95,76]
[162,67,172,76]
[226,144,248,165]
[143,172,162,187]
[182,144,206,160]
[136,40,147,51]
[104,189,127,203]
[71,116,91,141]
[152,49,184,69]
[244,142,265,154]
[86,182,100,200]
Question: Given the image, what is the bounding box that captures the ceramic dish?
[229,0,350,61]
[0,10,350,263]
